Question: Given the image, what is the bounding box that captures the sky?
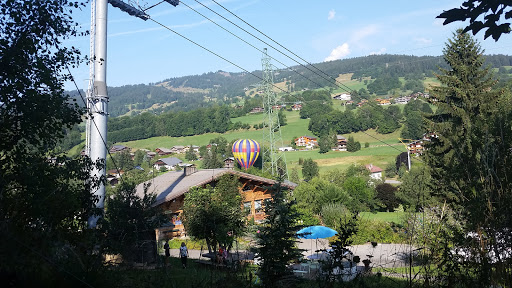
[66,0,512,90]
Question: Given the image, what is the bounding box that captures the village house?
[135,166,297,241]
[278,147,294,152]
[365,164,383,180]
[155,147,173,156]
[106,169,124,186]
[295,136,318,149]
[375,98,392,105]
[189,145,200,153]
[291,104,302,111]
[146,151,157,160]
[153,157,183,171]
[394,96,411,104]
[249,107,264,114]
[171,145,186,154]
[357,99,368,107]
[224,157,235,169]
[408,140,425,155]
[333,93,351,101]
[332,135,347,151]
[109,144,130,154]
[407,133,437,155]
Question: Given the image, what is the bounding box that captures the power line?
[147,10,416,160]
[188,0,352,94]
[147,17,302,97]
[139,2,426,163]
[207,0,354,93]
[179,0,330,91]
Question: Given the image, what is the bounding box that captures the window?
[243,202,252,215]
[254,200,263,213]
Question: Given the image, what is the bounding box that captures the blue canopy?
[297,226,337,239]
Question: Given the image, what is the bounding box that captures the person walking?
[180,242,188,269]
[164,240,171,268]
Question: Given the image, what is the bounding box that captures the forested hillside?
[68,54,512,118]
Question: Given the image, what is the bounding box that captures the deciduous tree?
[438,1,512,41]
[255,181,304,288]
[182,174,244,253]
[0,0,100,285]
[301,158,319,181]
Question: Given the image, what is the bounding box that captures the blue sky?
[67,0,512,90]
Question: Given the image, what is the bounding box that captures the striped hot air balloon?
[232,139,260,170]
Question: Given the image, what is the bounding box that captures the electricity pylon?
[261,48,288,179]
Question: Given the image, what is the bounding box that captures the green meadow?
[119,110,406,173]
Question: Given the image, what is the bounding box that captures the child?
[180,242,188,268]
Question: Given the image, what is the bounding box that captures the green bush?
[350,219,404,244]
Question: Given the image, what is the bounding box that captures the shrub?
[350,219,404,245]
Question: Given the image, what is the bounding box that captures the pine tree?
[255,181,304,288]
[425,29,512,286]
[346,136,361,152]
[426,29,502,202]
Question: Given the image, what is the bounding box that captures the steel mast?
[88,0,109,228]
[261,48,288,179]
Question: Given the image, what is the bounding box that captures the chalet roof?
[135,168,297,207]
[336,135,346,140]
[365,164,383,173]
[156,147,172,153]
[110,145,128,151]
[297,135,317,140]
[158,157,183,166]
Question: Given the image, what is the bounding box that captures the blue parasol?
[297,226,338,261]
[297,226,338,239]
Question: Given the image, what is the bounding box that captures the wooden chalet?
[135,166,297,242]
[295,136,318,149]
[109,145,130,153]
[333,135,347,151]
[155,147,172,156]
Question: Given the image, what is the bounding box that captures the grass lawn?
[359,212,406,225]
[103,261,412,288]
[120,110,406,175]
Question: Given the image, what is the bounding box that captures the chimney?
[183,164,197,176]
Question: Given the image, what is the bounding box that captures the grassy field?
[119,110,406,174]
[359,212,406,224]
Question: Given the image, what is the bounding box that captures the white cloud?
[370,48,387,55]
[414,37,433,45]
[324,43,350,61]
[328,9,336,20]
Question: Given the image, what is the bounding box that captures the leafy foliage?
[396,166,434,211]
[103,181,165,261]
[346,136,361,152]
[293,178,350,215]
[424,30,512,286]
[438,1,512,41]
[255,181,304,288]
[301,158,319,181]
[182,174,245,253]
[0,0,103,285]
[375,183,399,212]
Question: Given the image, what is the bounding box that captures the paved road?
[298,239,416,268]
[170,240,416,269]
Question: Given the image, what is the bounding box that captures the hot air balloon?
[232,139,260,170]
